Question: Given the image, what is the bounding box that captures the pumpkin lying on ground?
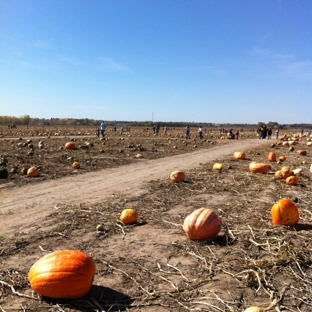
[249,162,271,173]
[170,170,185,182]
[72,162,80,169]
[297,150,307,155]
[183,208,221,240]
[213,163,223,170]
[267,152,276,162]
[274,166,293,180]
[65,142,76,150]
[285,175,297,185]
[279,155,286,162]
[270,198,299,226]
[120,208,138,224]
[233,151,246,160]
[28,250,96,299]
[27,166,40,177]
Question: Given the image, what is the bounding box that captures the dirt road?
[1,139,267,236]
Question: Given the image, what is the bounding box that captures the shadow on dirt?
[42,285,134,311]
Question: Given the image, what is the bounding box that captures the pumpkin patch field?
[0,125,312,311]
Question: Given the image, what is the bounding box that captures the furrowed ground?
[0,125,311,311]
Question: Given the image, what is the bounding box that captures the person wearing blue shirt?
[100,121,106,138]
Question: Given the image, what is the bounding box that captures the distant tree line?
[0,115,310,130]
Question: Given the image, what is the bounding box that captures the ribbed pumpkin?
[28,250,95,299]
[249,162,271,173]
[170,170,186,182]
[120,208,138,224]
[72,162,80,169]
[233,151,246,160]
[27,166,40,177]
[65,142,76,150]
[183,208,221,240]
[267,152,276,162]
[285,175,297,185]
[270,198,299,226]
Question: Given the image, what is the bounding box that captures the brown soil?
[0,128,311,312]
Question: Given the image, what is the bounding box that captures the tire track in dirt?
[1,139,267,236]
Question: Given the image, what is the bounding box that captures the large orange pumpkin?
[120,208,138,224]
[65,142,76,150]
[183,208,221,240]
[28,250,95,299]
[270,198,299,226]
[249,162,271,173]
[233,151,246,160]
[170,170,186,182]
[267,152,276,162]
[27,166,40,177]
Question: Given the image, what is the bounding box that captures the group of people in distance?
[257,125,276,139]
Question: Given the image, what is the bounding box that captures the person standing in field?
[96,125,100,138]
[185,125,190,140]
[198,126,203,139]
[275,129,279,139]
[100,121,106,138]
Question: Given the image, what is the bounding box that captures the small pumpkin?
[285,175,297,185]
[27,166,40,177]
[28,250,95,299]
[65,142,76,150]
[233,151,246,160]
[135,153,143,158]
[72,162,80,169]
[120,208,138,224]
[279,155,286,162]
[249,162,271,173]
[267,152,276,162]
[297,150,306,155]
[213,163,223,170]
[183,208,221,241]
[244,307,264,312]
[170,170,186,182]
[270,198,299,226]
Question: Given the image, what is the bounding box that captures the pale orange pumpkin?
[271,198,299,226]
[28,250,95,299]
[249,162,271,173]
[274,166,293,180]
[183,208,221,240]
[267,152,276,162]
[27,166,40,177]
[285,175,297,185]
[170,170,186,182]
[233,151,246,160]
[120,208,138,224]
[279,155,286,162]
[65,142,76,150]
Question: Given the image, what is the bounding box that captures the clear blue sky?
[1,0,311,124]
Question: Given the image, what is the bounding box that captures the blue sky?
[1,0,311,124]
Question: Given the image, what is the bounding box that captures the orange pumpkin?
[233,151,246,160]
[120,208,138,224]
[279,155,286,162]
[28,250,95,299]
[267,152,276,162]
[285,175,297,185]
[274,166,293,180]
[297,150,307,155]
[270,198,299,226]
[27,166,40,177]
[170,170,186,182]
[183,208,221,240]
[65,142,76,150]
[72,162,80,169]
[249,162,271,173]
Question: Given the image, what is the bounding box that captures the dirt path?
[1,139,267,236]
